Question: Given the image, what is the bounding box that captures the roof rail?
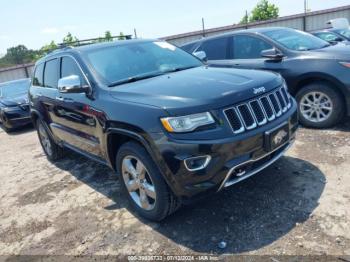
[57,35,133,48]
[47,34,133,54]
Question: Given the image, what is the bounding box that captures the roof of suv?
[36,39,156,64]
[181,27,290,47]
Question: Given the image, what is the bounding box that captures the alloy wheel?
[121,156,156,211]
[299,91,333,123]
[38,123,53,156]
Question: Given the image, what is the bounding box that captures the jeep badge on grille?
[253,87,266,95]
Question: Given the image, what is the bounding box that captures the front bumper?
[151,100,298,199]
[1,108,31,128]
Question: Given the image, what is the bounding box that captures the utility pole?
[303,0,307,31]
[245,10,249,29]
[202,18,205,37]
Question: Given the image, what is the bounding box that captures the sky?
[0,0,350,54]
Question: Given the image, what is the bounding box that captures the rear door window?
[43,59,59,89]
[197,37,230,60]
[232,35,272,59]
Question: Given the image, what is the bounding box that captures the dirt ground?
[0,121,349,258]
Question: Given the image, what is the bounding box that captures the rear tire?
[36,119,64,161]
[116,141,181,221]
[296,82,344,128]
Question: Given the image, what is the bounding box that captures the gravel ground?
[0,121,349,257]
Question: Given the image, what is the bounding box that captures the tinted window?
[314,32,341,42]
[61,57,84,79]
[33,63,44,87]
[334,29,350,39]
[82,41,202,85]
[233,35,272,59]
[198,37,229,60]
[181,42,197,53]
[44,59,59,88]
[263,28,329,51]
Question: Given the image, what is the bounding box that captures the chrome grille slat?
[224,86,292,134]
[276,89,287,112]
[249,100,267,126]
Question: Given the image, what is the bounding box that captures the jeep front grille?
[224,86,292,134]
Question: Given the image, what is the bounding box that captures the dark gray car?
[182,27,350,128]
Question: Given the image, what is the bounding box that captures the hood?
[0,93,29,107]
[109,66,281,115]
[307,44,350,59]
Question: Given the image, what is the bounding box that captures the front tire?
[0,113,13,133]
[116,142,181,221]
[36,119,64,161]
[296,82,344,128]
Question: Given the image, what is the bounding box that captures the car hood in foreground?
[109,66,282,115]
[0,93,29,107]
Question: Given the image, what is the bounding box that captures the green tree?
[117,32,125,40]
[40,41,58,54]
[239,13,249,25]
[104,31,113,41]
[4,45,37,64]
[249,0,279,22]
[63,32,79,45]
[239,0,279,24]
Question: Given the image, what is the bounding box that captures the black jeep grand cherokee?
[29,40,298,221]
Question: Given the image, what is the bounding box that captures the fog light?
[184,155,211,171]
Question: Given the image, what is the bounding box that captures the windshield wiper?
[163,65,199,73]
[108,72,164,87]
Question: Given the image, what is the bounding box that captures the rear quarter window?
[33,63,44,87]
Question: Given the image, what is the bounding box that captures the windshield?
[83,41,203,85]
[0,79,30,99]
[263,28,329,51]
[334,29,350,39]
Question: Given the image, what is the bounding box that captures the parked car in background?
[0,78,31,132]
[181,27,350,128]
[311,30,350,45]
[29,40,298,221]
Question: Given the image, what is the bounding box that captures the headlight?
[3,106,20,112]
[339,61,350,68]
[161,112,215,133]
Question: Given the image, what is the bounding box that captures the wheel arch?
[105,128,179,195]
[30,109,42,128]
[291,73,348,115]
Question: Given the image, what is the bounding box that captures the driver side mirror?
[58,75,89,93]
[261,48,284,61]
[193,51,208,62]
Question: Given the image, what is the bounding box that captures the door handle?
[55,97,74,102]
[55,96,64,101]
